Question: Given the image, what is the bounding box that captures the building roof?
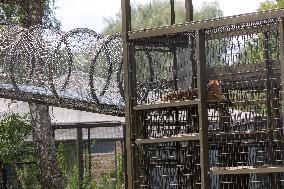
[0,98,125,141]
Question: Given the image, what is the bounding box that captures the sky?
[54,0,264,33]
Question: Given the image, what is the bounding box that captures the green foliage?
[0,113,41,188]
[91,174,115,189]
[15,155,41,189]
[64,165,79,189]
[194,1,223,20]
[0,113,33,164]
[258,0,284,10]
[56,141,124,189]
[115,156,124,189]
[103,0,223,34]
[56,142,77,187]
[42,0,61,28]
[236,0,282,65]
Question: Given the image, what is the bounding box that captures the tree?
[29,103,64,189]
[103,0,223,34]
[0,1,63,188]
[0,0,60,28]
[234,0,281,65]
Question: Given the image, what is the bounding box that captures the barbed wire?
[0,24,124,115]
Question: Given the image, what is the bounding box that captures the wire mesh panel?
[136,107,199,139]
[210,172,284,189]
[131,33,197,106]
[124,6,284,189]
[128,31,203,189]
[53,123,124,188]
[133,141,201,189]
[205,17,284,188]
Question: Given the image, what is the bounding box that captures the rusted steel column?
[122,0,134,189]
[196,29,209,189]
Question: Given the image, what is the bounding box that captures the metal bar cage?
[123,4,284,189]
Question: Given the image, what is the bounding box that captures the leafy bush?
[56,141,124,189]
[0,113,33,164]
[0,113,40,188]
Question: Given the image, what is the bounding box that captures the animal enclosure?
[122,2,284,188]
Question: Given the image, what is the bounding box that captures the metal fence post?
[76,128,84,189]
[279,18,284,135]
[122,0,134,188]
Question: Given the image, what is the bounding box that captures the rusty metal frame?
[122,0,284,188]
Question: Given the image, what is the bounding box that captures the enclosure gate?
[122,1,284,188]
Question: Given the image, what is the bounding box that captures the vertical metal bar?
[263,32,276,173]
[122,1,134,189]
[185,0,193,22]
[279,18,284,135]
[170,0,175,25]
[196,29,209,189]
[114,141,118,182]
[88,128,91,179]
[122,0,131,36]
[277,19,284,188]
[264,32,272,130]
[122,123,127,187]
[173,48,178,90]
[76,128,84,189]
